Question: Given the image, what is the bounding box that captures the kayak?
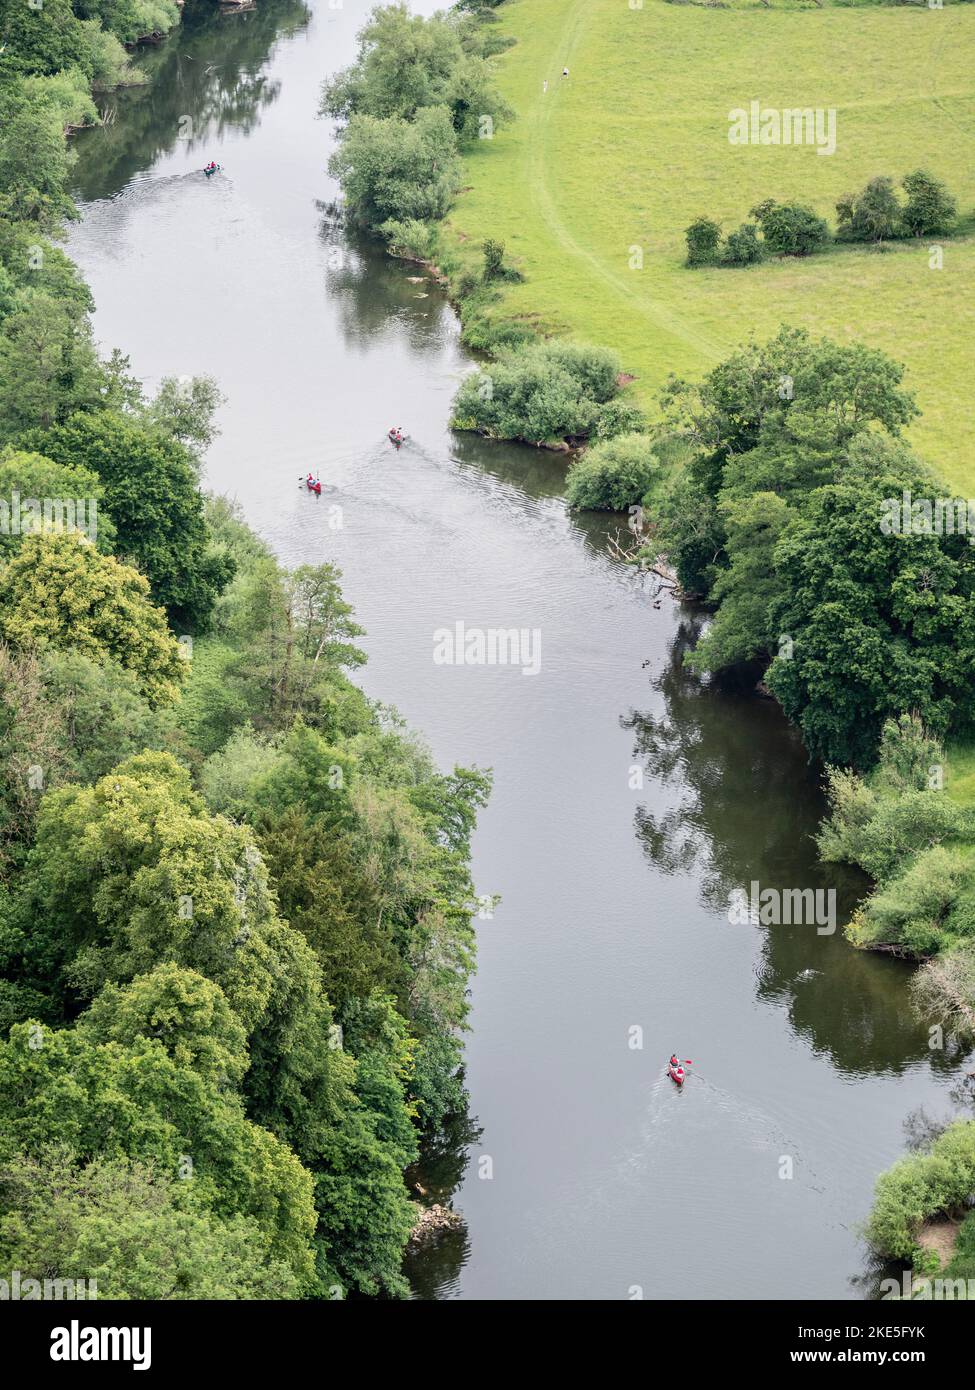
[667,1063,685,1086]
[305,479,321,494]
[388,430,404,445]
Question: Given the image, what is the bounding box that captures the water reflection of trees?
[319,223,464,352]
[70,0,310,201]
[627,613,940,1073]
[402,1107,482,1300]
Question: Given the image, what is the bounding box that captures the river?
[66,0,965,1300]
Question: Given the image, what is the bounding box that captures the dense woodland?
[0,0,489,1298]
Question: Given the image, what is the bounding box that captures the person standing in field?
[543,79,548,93]
[562,67,569,79]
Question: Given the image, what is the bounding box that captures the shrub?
[379,217,438,260]
[818,774,968,884]
[872,713,945,796]
[590,397,647,440]
[846,846,972,956]
[483,238,506,279]
[901,169,957,237]
[835,176,901,243]
[751,199,831,256]
[566,433,662,511]
[866,1120,975,1259]
[685,217,721,266]
[721,222,763,266]
[327,107,461,233]
[911,943,975,1044]
[451,341,623,444]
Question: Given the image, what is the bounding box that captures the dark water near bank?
[68,0,968,1299]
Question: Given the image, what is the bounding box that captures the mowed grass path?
[447,0,975,486]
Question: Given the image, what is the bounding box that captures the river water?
[67,0,966,1300]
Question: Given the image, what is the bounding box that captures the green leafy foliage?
[0,534,185,706]
[684,217,720,266]
[750,199,831,257]
[0,1146,302,1299]
[566,431,662,511]
[836,176,902,243]
[328,107,462,233]
[320,2,512,143]
[25,412,235,633]
[866,1120,975,1260]
[452,340,624,444]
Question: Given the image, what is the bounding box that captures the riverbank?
[439,0,975,487]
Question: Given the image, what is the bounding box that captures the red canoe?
[668,1063,685,1086]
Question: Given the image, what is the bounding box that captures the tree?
[0,1147,301,1300]
[320,2,511,141]
[566,431,662,511]
[0,644,180,880]
[0,0,91,78]
[0,448,115,555]
[25,412,234,632]
[0,534,185,706]
[0,101,77,229]
[328,106,462,232]
[684,217,721,266]
[140,374,224,466]
[835,176,901,243]
[721,222,763,266]
[663,326,918,462]
[0,294,104,438]
[0,1023,317,1282]
[77,964,250,1088]
[750,199,831,256]
[766,451,975,765]
[220,555,366,731]
[651,326,919,599]
[901,169,957,237]
[256,804,406,1011]
[686,490,792,671]
[11,752,292,1025]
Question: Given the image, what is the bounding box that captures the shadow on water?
[71,0,310,202]
[402,1109,482,1301]
[627,613,953,1076]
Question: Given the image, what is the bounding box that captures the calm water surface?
[68,0,968,1299]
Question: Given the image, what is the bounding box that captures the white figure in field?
[543,79,548,93]
[562,66,569,79]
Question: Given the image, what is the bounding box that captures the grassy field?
[446,0,975,488]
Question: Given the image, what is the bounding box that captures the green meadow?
[446,0,975,488]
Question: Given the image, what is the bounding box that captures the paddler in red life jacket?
[670,1054,680,1070]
